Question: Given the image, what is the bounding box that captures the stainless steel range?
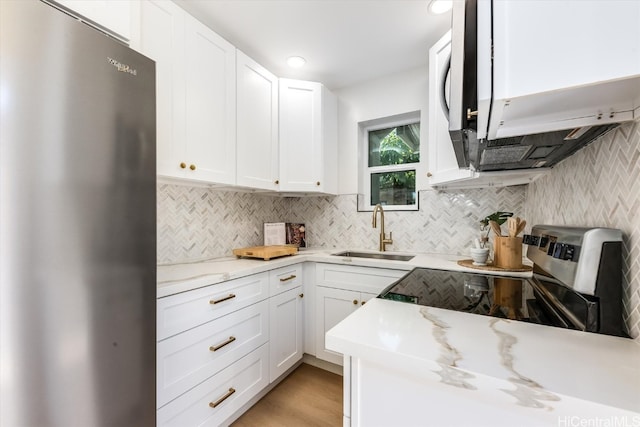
[379,225,626,337]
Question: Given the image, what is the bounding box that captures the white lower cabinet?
[157,343,269,427]
[157,300,269,408]
[156,261,408,423]
[316,286,361,365]
[269,286,303,382]
[314,264,406,365]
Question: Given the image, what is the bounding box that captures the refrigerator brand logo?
[107,57,137,76]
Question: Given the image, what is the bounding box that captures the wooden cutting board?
[233,245,298,260]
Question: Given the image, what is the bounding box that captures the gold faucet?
[372,204,393,252]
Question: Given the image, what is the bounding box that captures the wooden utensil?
[507,217,518,237]
[515,219,527,236]
[489,220,502,236]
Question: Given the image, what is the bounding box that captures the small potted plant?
[471,211,513,265]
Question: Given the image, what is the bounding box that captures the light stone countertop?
[326,298,640,425]
[156,248,533,298]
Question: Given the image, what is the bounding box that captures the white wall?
[334,66,429,194]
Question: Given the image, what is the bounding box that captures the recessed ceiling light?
[286,56,306,68]
[428,0,452,14]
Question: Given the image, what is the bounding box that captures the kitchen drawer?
[157,272,269,341]
[157,300,269,408]
[157,343,269,427]
[315,263,406,294]
[269,264,303,296]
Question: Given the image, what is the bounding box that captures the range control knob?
[552,243,577,261]
[563,244,576,261]
[552,243,564,259]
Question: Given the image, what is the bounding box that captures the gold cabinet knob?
[299,293,304,298]
[275,180,279,185]
[361,301,366,305]
[353,299,358,305]
[427,172,433,177]
[180,162,186,169]
[316,181,321,186]
[190,164,196,171]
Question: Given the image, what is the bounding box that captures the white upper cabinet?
[279,79,338,194]
[427,31,474,186]
[183,15,236,184]
[132,0,236,185]
[489,0,640,139]
[54,0,132,41]
[236,51,279,190]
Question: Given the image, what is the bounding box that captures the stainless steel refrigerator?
[1,1,156,425]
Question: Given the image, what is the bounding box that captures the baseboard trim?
[302,354,343,376]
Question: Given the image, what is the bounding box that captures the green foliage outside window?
[368,123,419,206]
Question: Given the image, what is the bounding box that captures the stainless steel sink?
[331,251,415,262]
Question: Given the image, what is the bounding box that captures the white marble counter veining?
[326,298,640,425]
[157,248,533,298]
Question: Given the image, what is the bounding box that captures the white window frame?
[359,112,420,212]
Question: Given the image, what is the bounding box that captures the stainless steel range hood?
[463,124,617,172]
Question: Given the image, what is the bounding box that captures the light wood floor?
[232,363,343,427]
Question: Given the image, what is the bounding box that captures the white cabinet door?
[183,15,236,184]
[490,1,640,140]
[269,287,303,382]
[427,30,474,186]
[278,79,338,194]
[55,0,132,40]
[314,264,406,366]
[133,1,236,184]
[133,0,185,179]
[315,286,360,366]
[236,50,279,190]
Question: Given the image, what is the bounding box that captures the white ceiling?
[174,0,452,91]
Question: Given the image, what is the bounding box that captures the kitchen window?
[360,113,420,211]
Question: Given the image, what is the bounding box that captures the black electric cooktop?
[378,267,599,330]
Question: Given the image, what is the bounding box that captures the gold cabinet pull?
[190,164,196,171]
[180,162,186,169]
[299,293,304,298]
[210,294,236,305]
[209,387,236,408]
[279,275,297,282]
[426,172,433,177]
[361,300,366,305]
[316,181,321,186]
[209,336,236,352]
[275,179,279,184]
[353,299,358,305]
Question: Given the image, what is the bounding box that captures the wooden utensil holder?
[493,236,523,269]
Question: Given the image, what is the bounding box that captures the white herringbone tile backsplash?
[157,185,288,263]
[158,185,525,261]
[286,187,526,254]
[525,120,640,339]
